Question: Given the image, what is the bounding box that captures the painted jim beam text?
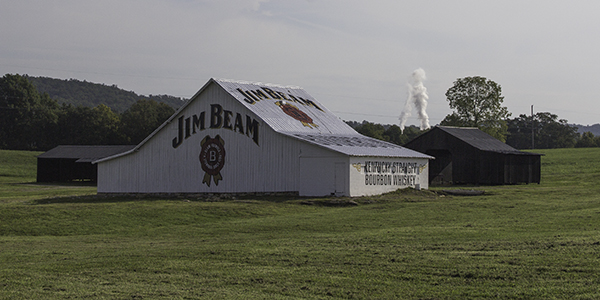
[172,104,259,148]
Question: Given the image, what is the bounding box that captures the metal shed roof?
[39,145,136,162]
[288,133,432,158]
[436,126,541,155]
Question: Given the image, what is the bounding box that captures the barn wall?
[98,79,433,196]
[406,129,476,185]
[98,83,307,194]
[38,158,97,182]
[405,127,541,185]
[348,156,429,196]
[296,144,348,196]
[37,158,60,182]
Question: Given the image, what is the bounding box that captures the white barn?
[95,79,432,197]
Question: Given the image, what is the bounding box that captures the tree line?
[350,116,598,150]
[27,76,183,112]
[350,75,598,149]
[1,74,176,151]
[2,73,598,152]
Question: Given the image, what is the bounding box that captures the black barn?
[37,145,135,183]
[404,126,542,185]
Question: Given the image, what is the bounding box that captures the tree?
[534,112,577,149]
[350,121,426,146]
[55,104,123,145]
[119,99,175,144]
[441,76,511,142]
[0,74,60,150]
[506,112,578,149]
[575,132,597,148]
[505,114,533,149]
[355,121,386,141]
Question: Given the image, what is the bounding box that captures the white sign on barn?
[94,79,432,197]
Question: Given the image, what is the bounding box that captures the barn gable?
[95,78,431,196]
[404,126,542,185]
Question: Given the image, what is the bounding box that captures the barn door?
[334,162,346,196]
[426,149,452,185]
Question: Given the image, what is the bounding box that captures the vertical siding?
[98,83,305,194]
[97,79,435,196]
[297,145,347,196]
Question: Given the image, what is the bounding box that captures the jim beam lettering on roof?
[236,87,324,112]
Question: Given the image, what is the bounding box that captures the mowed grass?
[1,149,600,299]
[0,150,97,203]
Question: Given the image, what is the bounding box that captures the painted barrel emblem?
[275,101,318,128]
[199,135,226,186]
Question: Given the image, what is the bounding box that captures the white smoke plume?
[399,68,430,132]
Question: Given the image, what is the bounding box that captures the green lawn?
[1,148,599,299]
[0,150,97,203]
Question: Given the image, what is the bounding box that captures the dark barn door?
[426,149,452,185]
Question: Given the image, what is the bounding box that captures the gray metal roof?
[214,79,358,135]
[214,79,431,158]
[39,145,136,162]
[437,126,540,155]
[95,78,432,163]
[288,133,433,158]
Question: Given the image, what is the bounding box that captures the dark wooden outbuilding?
[404,126,542,185]
[37,145,135,183]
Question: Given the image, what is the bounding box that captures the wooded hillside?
[27,76,184,112]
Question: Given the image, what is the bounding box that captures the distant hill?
[571,124,600,136]
[27,76,185,112]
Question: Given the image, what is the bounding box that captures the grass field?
[1,148,600,299]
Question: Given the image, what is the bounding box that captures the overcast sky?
[2,0,599,126]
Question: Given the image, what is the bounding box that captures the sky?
[1,0,599,126]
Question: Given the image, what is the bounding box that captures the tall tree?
[441,76,511,142]
[355,121,386,141]
[350,121,426,146]
[0,74,59,150]
[505,114,533,149]
[534,112,578,149]
[575,132,598,148]
[56,104,123,145]
[506,112,578,149]
[119,99,175,144]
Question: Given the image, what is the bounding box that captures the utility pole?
[531,105,535,150]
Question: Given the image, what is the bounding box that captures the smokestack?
[399,68,430,132]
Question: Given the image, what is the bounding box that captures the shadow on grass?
[30,187,456,206]
[19,181,97,187]
[30,193,307,205]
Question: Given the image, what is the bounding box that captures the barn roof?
[96,79,432,162]
[213,79,358,135]
[432,126,541,155]
[39,145,136,162]
[211,79,431,158]
[289,133,429,157]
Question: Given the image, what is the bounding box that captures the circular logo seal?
[199,135,226,186]
[275,101,318,128]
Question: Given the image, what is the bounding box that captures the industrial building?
[94,78,432,197]
[404,126,542,185]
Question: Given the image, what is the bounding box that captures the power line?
[332,110,445,122]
